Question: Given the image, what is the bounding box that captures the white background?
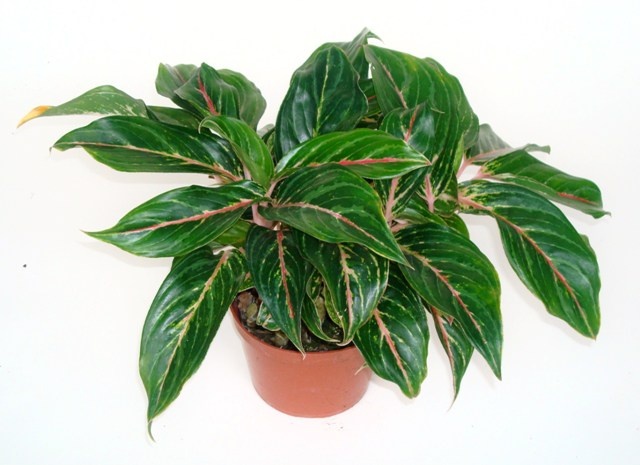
[1,1,638,463]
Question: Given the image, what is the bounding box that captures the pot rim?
[230,298,360,358]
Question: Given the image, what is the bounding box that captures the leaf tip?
[146,418,156,442]
[17,105,52,127]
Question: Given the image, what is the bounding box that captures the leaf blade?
[19,85,148,126]
[275,128,429,180]
[53,116,243,179]
[88,181,264,258]
[245,226,307,352]
[354,265,429,397]
[140,247,246,429]
[201,115,274,188]
[481,150,607,218]
[261,164,406,264]
[274,46,368,159]
[396,222,503,377]
[296,232,389,343]
[459,180,601,337]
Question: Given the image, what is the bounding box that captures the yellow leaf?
[17,106,52,127]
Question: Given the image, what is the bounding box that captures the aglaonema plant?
[21,29,606,429]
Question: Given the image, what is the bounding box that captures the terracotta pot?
[231,301,372,417]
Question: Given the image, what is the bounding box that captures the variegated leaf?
[88,181,264,257]
[321,28,379,79]
[364,44,478,149]
[175,63,239,119]
[374,167,427,221]
[155,63,198,113]
[429,306,473,398]
[274,46,368,159]
[275,128,429,180]
[245,226,308,352]
[140,247,246,431]
[354,265,429,397]
[19,85,148,126]
[256,302,281,331]
[53,116,243,180]
[260,164,406,264]
[480,150,607,218]
[396,223,502,378]
[466,123,549,164]
[459,180,601,337]
[295,232,389,343]
[201,115,274,188]
[217,69,267,129]
[146,106,201,129]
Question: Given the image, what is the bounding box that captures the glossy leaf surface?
[320,28,378,79]
[155,63,198,111]
[261,164,406,264]
[146,106,201,129]
[175,63,239,119]
[397,223,502,377]
[481,150,607,218]
[296,232,389,343]
[218,69,267,129]
[459,180,601,337]
[275,128,429,180]
[88,181,264,258]
[430,306,473,398]
[201,115,274,188]
[354,265,429,397]
[140,247,246,429]
[274,46,368,159]
[466,123,549,164]
[19,85,148,126]
[364,44,478,149]
[53,116,243,180]
[245,226,308,352]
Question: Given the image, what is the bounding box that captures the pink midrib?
[459,194,591,333]
[123,200,253,234]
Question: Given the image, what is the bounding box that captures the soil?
[234,290,347,352]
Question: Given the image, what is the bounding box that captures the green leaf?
[156,63,197,89]
[322,28,379,79]
[374,167,427,221]
[211,219,251,248]
[155,63,198,109]
[88,181,264,258]
[260,164,406,264]
[301,276,342,343]
[364,44,478,149]
[396,223,502,378]
[481,150,608,218]
[396,196,449,225]
[175,63,239,118]
[218,69,267,129]
[19,85,147,126]
[459,180,601,338]
[275,128,429,180]
[201,115,274,188]
[146,105,201,129]
[295,232,389,343]
[140,247,246,431]
[466,124,550,164]
[274,46,368,159]
[354,264,429,397]
[53,116,243,180]
[429,306,473,398]
[245,226,308,352]
[256,302,281,331]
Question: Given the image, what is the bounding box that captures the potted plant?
[20,29,606,433]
